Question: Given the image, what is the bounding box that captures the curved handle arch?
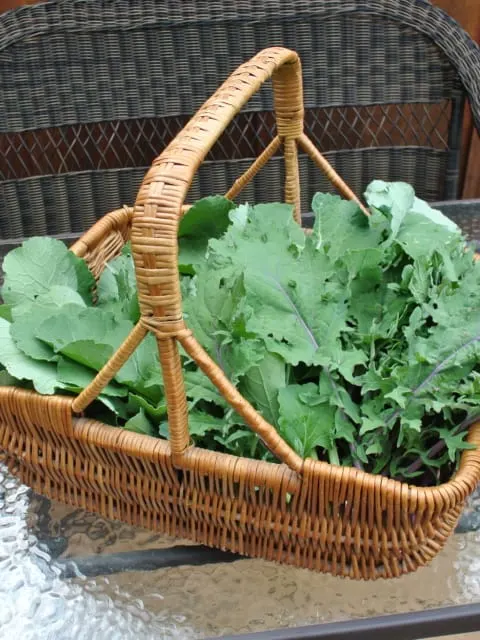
[131,48,307,470]
[132,47,303,330]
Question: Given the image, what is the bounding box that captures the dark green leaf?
[124,409,155,436]
[178,196,235,274]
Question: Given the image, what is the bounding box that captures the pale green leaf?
[97,254,140,322]
[2,237,93,305]
[11,287,86,362]
[278,383,335,458]
[35,306,132,370]
[312,192,380,267]
[0,318,60,394]
[188,412,226,437]
[207,202,347,365]
[384,386,411,409]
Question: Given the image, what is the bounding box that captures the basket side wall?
[0,392,464,580]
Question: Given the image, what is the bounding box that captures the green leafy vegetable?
[278,383,336,459]
[125,409,155,436]
[1,181,478,486]
[0,318,60,394]
[241,352,286,425]
[178,196,235,274]
[97,253,140,322]
[2,237,94,305]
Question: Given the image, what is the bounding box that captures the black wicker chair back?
[1,0,480,239]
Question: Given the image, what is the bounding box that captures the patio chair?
[1,0,480,240]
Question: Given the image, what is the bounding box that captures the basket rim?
[2,384,478,508]
[73,413,480,501]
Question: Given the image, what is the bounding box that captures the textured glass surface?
[0,463,479,639]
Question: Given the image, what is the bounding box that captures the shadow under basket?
[1,47,480,580]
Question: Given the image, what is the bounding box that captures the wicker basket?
[2,48,480,580]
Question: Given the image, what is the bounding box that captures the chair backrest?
[1,0,480,240]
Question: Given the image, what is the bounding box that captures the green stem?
[405,412,480,476]
[328,443,339,466]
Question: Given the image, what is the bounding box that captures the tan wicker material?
[1,48,480,580]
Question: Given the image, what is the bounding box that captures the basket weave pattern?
[1,48,480,579]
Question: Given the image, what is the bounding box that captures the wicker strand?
[272,55,304,223]
[225,136,282,200]
[283,137,302,223]
[70,205,132,258]
[298,133,370,215]
[157,336,191,458]
[72,322,148,413]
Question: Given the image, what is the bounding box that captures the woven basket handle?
[129,47,361,472]
[133,47,304,323]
